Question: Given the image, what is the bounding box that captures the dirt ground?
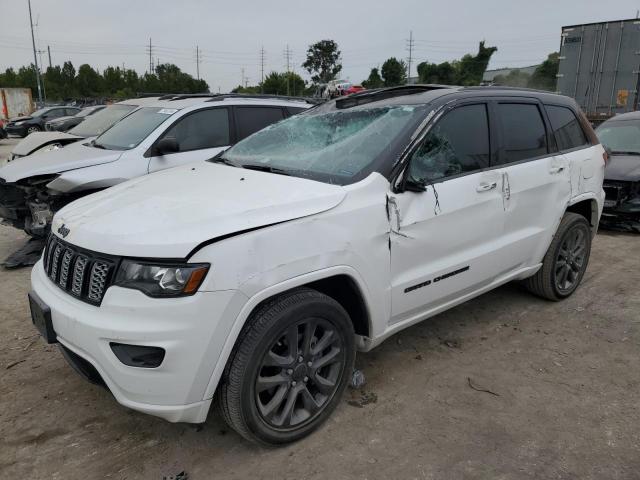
[1,137,639,479]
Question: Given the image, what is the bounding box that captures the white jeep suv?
[29,85,605,445]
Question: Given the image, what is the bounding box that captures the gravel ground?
[0,138,639,479]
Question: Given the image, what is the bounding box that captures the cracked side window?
[408,104,490,184]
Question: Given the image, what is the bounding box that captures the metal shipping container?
[557,19,640,119]
[0,88,34,120]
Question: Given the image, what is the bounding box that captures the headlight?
[114,260,209,297]
[14,121,25,126]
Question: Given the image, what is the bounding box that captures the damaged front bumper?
[601,180,640,233]
[0,175,62,237]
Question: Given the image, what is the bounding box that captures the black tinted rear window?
[496,103,548,164]
[545,105,589,151]
[235,107,284,141]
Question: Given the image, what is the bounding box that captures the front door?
[148,107,231,173]
[389,102,507,324]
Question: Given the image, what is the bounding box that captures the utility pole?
[195,45,200,80]
[406,30,415,83]
[283,44,293,95]
[27,0,43,103]
[259,46,265,93]
[147,38,153,73]
[47,45,52,69]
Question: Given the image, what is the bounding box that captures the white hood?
[11,131,83,157]
[0,140,123,183]
[53,162,346,258]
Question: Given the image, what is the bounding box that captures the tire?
[217,288,355,445]
[26,125,41,135]
[523,212,592,301]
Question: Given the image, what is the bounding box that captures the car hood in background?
[53,162,347,258]
[605,154,640,182]
[0,140,123,183]
[8,115,33,123]
[11,131,83,157]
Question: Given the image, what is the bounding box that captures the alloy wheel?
[255,318,345,429]
[555,226,587,293]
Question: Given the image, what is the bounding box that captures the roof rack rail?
[335,84,457,108]
[157,93,221,100]
[204,93,323,105]
[464,85,558,94]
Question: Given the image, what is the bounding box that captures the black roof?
[317,84,576,112]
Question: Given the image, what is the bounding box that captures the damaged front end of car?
[0,174,77,238]
[601,179,640,232]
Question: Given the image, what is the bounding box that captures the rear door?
[389,101,507,324]
[494,100,571,269]
[148,107,231,173]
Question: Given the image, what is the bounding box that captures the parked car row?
[0,94,313,241]
[1,85,608,446]
[4,106,83,137]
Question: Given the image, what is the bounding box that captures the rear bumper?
[5,125,28,137]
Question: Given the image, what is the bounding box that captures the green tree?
[259,71,305,95]
[362,67,383,89]
[381,57,407,86]
[528,52,559,91]
[417,41,497,86]
[60,61,76,98]
[303,40,342,84]
[492,69,531,87]
[102,66,124,94]
[0,68,19,87]
[75,64,102,97]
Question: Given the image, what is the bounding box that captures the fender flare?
[201,265,374,400]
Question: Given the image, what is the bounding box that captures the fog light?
[110,343,165,368]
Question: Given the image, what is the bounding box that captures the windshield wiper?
[90,140,107,150]
[241,164,292,176]
[210,155,241,168]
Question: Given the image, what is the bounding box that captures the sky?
[0,0,639,92]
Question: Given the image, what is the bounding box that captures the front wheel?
[26,125,41,135]
[523,212,592,301]
[217,288,355,445]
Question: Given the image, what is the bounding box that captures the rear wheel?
[218,288,355,445]
[523,212,592,301]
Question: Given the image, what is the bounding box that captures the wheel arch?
[202,266,374,400]
[566,195,600,236]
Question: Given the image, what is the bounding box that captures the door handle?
[476,181,497,192]
[549,166,565,174]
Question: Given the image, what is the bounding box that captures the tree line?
[0,40,559,101]
[0,62,209,101]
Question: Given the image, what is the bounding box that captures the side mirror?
[155,137,179,155]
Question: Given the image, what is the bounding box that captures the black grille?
[43,235,117,306]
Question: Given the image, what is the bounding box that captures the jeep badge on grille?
[57,224,70,238]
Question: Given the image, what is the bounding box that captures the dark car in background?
[4,106,81,137]
[596,111,640,232]
[45,105,106,132]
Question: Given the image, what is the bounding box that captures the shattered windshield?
[92,107,177,150]
[597,119,640,155]
[69,104,136,137]
[219,105,425,185]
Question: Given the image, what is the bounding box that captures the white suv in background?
[0,94,312,239]
[29,85,605,445]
